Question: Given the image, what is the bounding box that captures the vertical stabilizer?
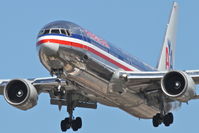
[157,2,179,71]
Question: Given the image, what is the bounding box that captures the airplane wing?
[117,70,199,85]
[111,70,199,99]
[185,70,199,84]
[0,77,97,110]
[0,77,68,94]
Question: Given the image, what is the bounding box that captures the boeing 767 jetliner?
[0,2,198,132]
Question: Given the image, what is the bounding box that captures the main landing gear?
[60,91,83,132]
[60,93,83,132]
[152,112,173,127]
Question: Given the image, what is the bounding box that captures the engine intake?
[161,71,196,102]
[4,79,38,110]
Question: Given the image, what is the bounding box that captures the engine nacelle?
[161,71,196,102]
[4,79,38,110]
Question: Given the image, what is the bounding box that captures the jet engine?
[4,79,38,110]
[161,71,196,102]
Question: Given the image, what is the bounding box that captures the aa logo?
[165,40,173,70]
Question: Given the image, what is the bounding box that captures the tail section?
[157,2,179,71]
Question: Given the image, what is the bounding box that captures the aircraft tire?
[167,113,173,124]
[61,119,67,132]
[152,115,159,127]
[76,117,82,129]
[71,120,79,131]
[163,113,173,127]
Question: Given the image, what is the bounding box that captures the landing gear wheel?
[152,113,162,127]
[153,112,174,127]
[64,118,70,129]
[163,113,174,127]
[152,116,159,127]
[71,117,82,131]
[163,115,170,127]
[76,117,82,129]
[167,113,173,124]
[71,120,79,131]
[60,118,70,132]
[61,120,67,132]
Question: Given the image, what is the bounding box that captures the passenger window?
[61,29,67,35]
[51,29,60,34]
[43,29,50,34]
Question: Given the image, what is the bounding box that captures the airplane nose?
[37,41,59,56]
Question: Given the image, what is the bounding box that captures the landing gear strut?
[60,93,82,132]
[152,112,173,127]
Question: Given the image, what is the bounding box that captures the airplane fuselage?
[37,21,160,118]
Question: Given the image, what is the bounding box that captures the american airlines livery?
[0,2,198,132]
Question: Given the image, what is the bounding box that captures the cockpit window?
[50,29,60,34]
[43,29,50,34]
[60,29,67,35]
[38,28,72,36]
[66,30,71,36]
[38,30,44,35]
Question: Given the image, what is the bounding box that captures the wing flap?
[50,98,97,109]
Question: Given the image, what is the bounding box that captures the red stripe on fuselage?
[37,39,133,71]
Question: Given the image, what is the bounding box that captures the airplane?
[1,1,199,132]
